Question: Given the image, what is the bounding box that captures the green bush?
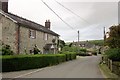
[62,46,77,52]
[79,48,87,53]
[62,46,87,53]
[105,48,120,61]
[1,52,77,72]
[76,49,92,56]
[62,51,76,61]
[92,51,97,55]
[1,45,14,55]
[70,52,76,60]
[1,54,66,72]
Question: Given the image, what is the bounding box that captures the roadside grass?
[99,63,119,80]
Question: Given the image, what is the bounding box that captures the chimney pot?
[45,20,51,29]
[48,19,50,22]
[0,0,8,13]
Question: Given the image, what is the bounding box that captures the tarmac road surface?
[2,54,104,78]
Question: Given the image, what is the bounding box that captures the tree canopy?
[88,40,104,46]
[106,24,120,48]
[58,40,65,49]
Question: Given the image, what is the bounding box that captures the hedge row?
[1,53,76,72]
[105,48,120,61]
[63,52,76,61]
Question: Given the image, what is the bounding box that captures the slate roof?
[2,11,59,36]
[72,41,95,48]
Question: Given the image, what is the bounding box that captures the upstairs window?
[53,36,56,39]
[44,33,48,40]
[29,29,36,39]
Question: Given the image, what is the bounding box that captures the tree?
[69,43,73,47]
[58,40,65,50]
[106,24,120,48]
[88,40,104,46]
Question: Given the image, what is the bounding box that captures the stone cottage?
[72,41,96,49]
[0,0,59,54]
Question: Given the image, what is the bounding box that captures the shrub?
[62,46,77,52]
[2,45,14,55]
[1,54,66,72]
[79,48,87,53]
[62,46,87,53]
[62,51,76,61]
[77,49,91,56]
[70,52,76,60]
[92,51,97,55]
[65,53,71,61]
[105,48,120,61]
[1,52,77,72]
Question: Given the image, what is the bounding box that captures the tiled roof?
[2,12,59,36]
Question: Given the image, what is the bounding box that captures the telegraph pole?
[77,30,80,53]
[104,27,106,46]
[78,30,79,44]
[103,27,106,55]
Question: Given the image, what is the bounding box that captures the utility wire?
[55,0,91,25]
[41,0,76,31]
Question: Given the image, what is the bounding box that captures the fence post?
[110,60,112,72]
[108,59,109,68]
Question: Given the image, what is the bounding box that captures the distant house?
[0,0,59,54]
[72,41,96,49]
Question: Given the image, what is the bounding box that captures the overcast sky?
[8,0,119,42]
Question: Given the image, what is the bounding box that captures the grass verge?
[99,63,119,80]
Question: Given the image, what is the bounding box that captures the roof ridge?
[7,12,44,27]
[2,12,59,36]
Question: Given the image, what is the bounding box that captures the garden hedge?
[1,52,76,72]
[1,54,66,72]
[105,48,120,61]
[62,52,76,61]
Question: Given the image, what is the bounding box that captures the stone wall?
[0,1,2,10]
[19,26,59,54]
[0,14,2,48]
[1,14,59,54]
[1,14,17,54]
[103,57,120,76]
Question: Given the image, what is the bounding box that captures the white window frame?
[44,33,48,40]
[29,29,36,39]
[53,36,56,39]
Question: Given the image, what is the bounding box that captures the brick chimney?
[45,20,51,29]
[0,0,8,13]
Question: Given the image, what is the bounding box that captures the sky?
[8,0,119,42]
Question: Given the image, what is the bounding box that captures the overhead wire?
[54,0,91,25]
[41,0,77,31]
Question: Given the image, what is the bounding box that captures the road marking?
[3,66,55,80]
[6,68,45,80]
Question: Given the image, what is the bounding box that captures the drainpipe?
[16,23,20,54]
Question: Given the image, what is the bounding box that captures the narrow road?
[2,54,103,78]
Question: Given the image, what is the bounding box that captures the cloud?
[56,2,118,41]
[9,0,118,42]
